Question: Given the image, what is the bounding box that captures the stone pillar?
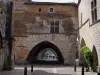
[3,1,13,70]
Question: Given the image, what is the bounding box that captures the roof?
[24,1,77,6]
[78,0,81,6]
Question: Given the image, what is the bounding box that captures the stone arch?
[92,45,98,72]
[26,41,64,64]
[79,38,86,65]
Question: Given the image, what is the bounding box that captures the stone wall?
[0,1,7,70]
[13,0,27,10]
[14,34,77,65]
[0,0,13,71]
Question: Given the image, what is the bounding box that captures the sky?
[32,0,78,3]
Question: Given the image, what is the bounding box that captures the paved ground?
[0,65,97,75]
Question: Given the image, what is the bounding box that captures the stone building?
[13,0,78,65]
[78,0,100,72]
[0,0,13,70]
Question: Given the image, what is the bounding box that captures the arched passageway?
[92,46,98,72]
[80,38,86,65]
[27,41,64,64]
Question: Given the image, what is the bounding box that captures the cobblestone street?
[0,65,97,75]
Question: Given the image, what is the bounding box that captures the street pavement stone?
[0,66,97,75]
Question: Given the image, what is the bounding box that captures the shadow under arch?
[26,41,64,65]
[80,38,86,47]
[92,45,98,72]
[79,38,86,65]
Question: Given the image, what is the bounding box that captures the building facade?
[78,0,100,72]
[13,0,78,65]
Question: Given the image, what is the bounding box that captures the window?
[91,0,97,23]
[39,8,41,12]
[49,8,54,13]
[50,21,59,33]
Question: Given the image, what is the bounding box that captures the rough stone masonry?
[13,1,78,65]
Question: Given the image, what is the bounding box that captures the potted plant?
[81,46,92,71]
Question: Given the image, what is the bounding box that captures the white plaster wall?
[78,0,100,65]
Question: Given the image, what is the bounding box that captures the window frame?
[50,20,59,34]
[91,0,97,23]
[49,7,54,13]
